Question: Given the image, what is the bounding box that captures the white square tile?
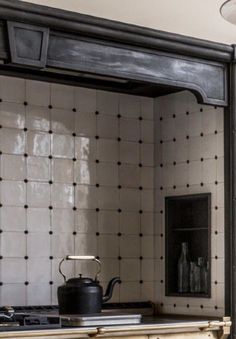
[1,155,25,180]
[120,212,140,234]
[119,94,140,118]
[202,109,217,134]
[188,112,202,137]
[141,143,154,166]
[27,156,50,181]
[52,158,73,183]
[75,137,96,161]
[75,210,97,234]
[141,167,153,189]
[1,181,26,205]
[175,139,188,163]
[141,236,154,258]
[120,118,140,142]
[141,189,154,212]
[217,132,224,157]
[141,212,154,235]
[119,164,140,188]
[120,259,140,281]
[26,80,50,107]
[52,134,74,158]
[2,258,26,283]
[1,128,25,154]
[26,105,50,131]
[51,83,74,109]
[188,161,202,185]
[1,284,26,306]
[0,102,25,129]
[97,115,118,139]
[52,208,74,233]
[1,207,26,231]
[75,234,97,256]
[175,115,188,140]
[188,137,201,161]
[75,111,96,137]
[97,139,118,162]
[97,162,118,187]
[27,131,50,156]
[51,183,74,208]
[97,90,119,116]
[74,160,96,185]
[141,120,154,143]
[120,142,139,164]
[202,134,217,159]
[162,142,175,164]
[0,76,25,103]
[98,235,119,258]
[27,284,51,305]
[162,165,175,187]
[76,185,97,209]
[27,208,50,232]
[120,188,140,211]
[75,87,96,113]
[141,97,153,120]
[120,282,141,301]
[216,157,224,183]
[27,182,50,207]
[141,282,154,301]
[98,211,119,234]
[216,183,224,208]
[52,233,74,257]
[202,159,216,183]
[175,163,188,187]
[27,233,50,258]
[161,118,175,141]
[51,108,75,134]
[141,259,154,281]
[120,235,140,257]
[97,187,119,210]
[1,232,26,257]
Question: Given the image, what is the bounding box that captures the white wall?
[154,91,224,317]
[20,0,236,44]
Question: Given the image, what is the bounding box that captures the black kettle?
[57,255,120,315]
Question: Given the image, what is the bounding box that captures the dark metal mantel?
[0,0,230,106]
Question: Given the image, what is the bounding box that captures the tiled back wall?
[154,91,225,317]
[0,76,155,306]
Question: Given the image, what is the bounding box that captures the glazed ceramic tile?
[97,162,118,187]
[52,208,74,233]
[202,108,217,134]
[119,94,140,118]
[188,111,202,137]
[119,164,139,188]
[1,207,26,231]
[0,102,25,129]
[75,87,96,113]
[141,97,154,120]
[27,131,50,156]
[75,136,96,161]
[97,187,119,210]
[141,212,154,235]
[52,158,73,183]
[174,115,188,140]
[120,282,141,302]
[75,210,97,234]
[175,139,188,163]
[1,128,25,154]
[51,108,75,134]
[120,188,140,211]
[120,259,140,281]
[75,111,96,137]
[141,236,154,258]
[26,80,50,107]
[141,120,154,143]
[97,90,119,116]
[51,83,74,109]
[27,208,50,232]
[26,105,50,131]
[98,211,119,234]
[27,233,50,258]
[141,143,154,166]
[120,235,140,258]
[27,182,50,207]
[141,259,154,281]
[97,114,119,139]
[1,284,26,306]
[1,154,25,180]
[27,284,51,305]
[75,185,97,209]
[97,139,118,162]
[202,134,217,159]
[141,282,154,301]
[120,118,140,142]
[2,259,26,283]
[27,156,50,181]
[98,235,119,258]
[141,167,154,189]
[74,160,96,185]
[1,232,26,257]
[1,181,26,205]
[51,233,74,258]
[51,183,74,208]
[120,212,140,234]
[75,234,97,256]
[0,76,25,103]
[52,134,74,158]
[120,141,139,164]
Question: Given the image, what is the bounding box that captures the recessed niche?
[165,193,211,298]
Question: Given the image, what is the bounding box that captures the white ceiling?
[21,0,236,45]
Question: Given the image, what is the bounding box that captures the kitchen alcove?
[0,0,232,329]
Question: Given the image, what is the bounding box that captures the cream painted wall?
[20,0,236,45]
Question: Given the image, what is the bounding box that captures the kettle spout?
[103,277,120,303]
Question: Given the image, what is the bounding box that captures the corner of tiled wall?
[154,90,225,317]
[0,76,155,306]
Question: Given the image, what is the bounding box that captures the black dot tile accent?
[48,105,52,109]
[0,282,3,286]
[173,185,176,189]
[139,117,143,121]
[215,130,218,134]
[139,210,143,214]
[0,151,2,155]
[139,163,142,167]
[73,231,77,235]
[215,306,218,309]
[73,207,77,211]
[186,184,189,188]
[118,185,122,189]
[173,161,176,166]
[48,130,53,134]
[160,210,163,214]
[215,181,218,185]
[25,281,29,285]
[173,304,176,308]
[24,256,28,260]
[215,281,218,285]
[200,108,203,112]
[160,164,163,167]
[139,140,142,144]
[201,158,204,162]
[118,256,122,260]
[0,203,2,208]
[96,159,99,164]
[186,111,189,115]
[160,233,163,238]
[200,305,203,309]
[49,180,53,185]
[117,232,121,237]
[96,184,100,188]
[139,233,143,237]
[48,155,53,159]
[24,127,28,132]
[186,160,189,164]
[0,230,2,234]
[200,132,204,137]
[95,110,99,115]
[200,182,204,186]
[24,179,28,183]
[24,230,28,234]
[49,256,53,260]
[160,280,163,283]
[117,114,121,119]
[139,280,143,284]
[49,206,53,210]
[0,256,2,260]
[23,101,28,106]
[139,256,143,260]
[215,255,218,259]
[215,206,218,210]
[96,232,100,236]
[160,140,163,144]
[95,136,99,140]
[117,137,121,142]
[118,209,122,213]
[160,256,163,260]
[0,177,2,181]
[187,304,189,308]
[215,155,218,159]
[139,186,143,190]
[73,158,77,162]
[0,98,2,102]
[73,182,77,186]
[160,187,163,191]
[117,161,121,166]
[24,153,28,157]
[173,138,176,142]
[49,281,53,285]
[72,133,76,137]
[72,108,77,112]
[160,303,163,307]
[24,205,28,209]
[49,231,53,235]
[96,208,100,212]
[215,231,218,235]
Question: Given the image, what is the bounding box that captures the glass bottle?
[197,257,205,293]
[190,262,196,293]
[178,242,190,293]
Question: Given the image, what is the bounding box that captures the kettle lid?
[66,275,99,286]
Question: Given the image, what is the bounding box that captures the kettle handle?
[58,255,101,282]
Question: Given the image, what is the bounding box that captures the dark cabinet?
[165,193,211,297]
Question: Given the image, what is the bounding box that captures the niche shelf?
[165,193,211,298]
